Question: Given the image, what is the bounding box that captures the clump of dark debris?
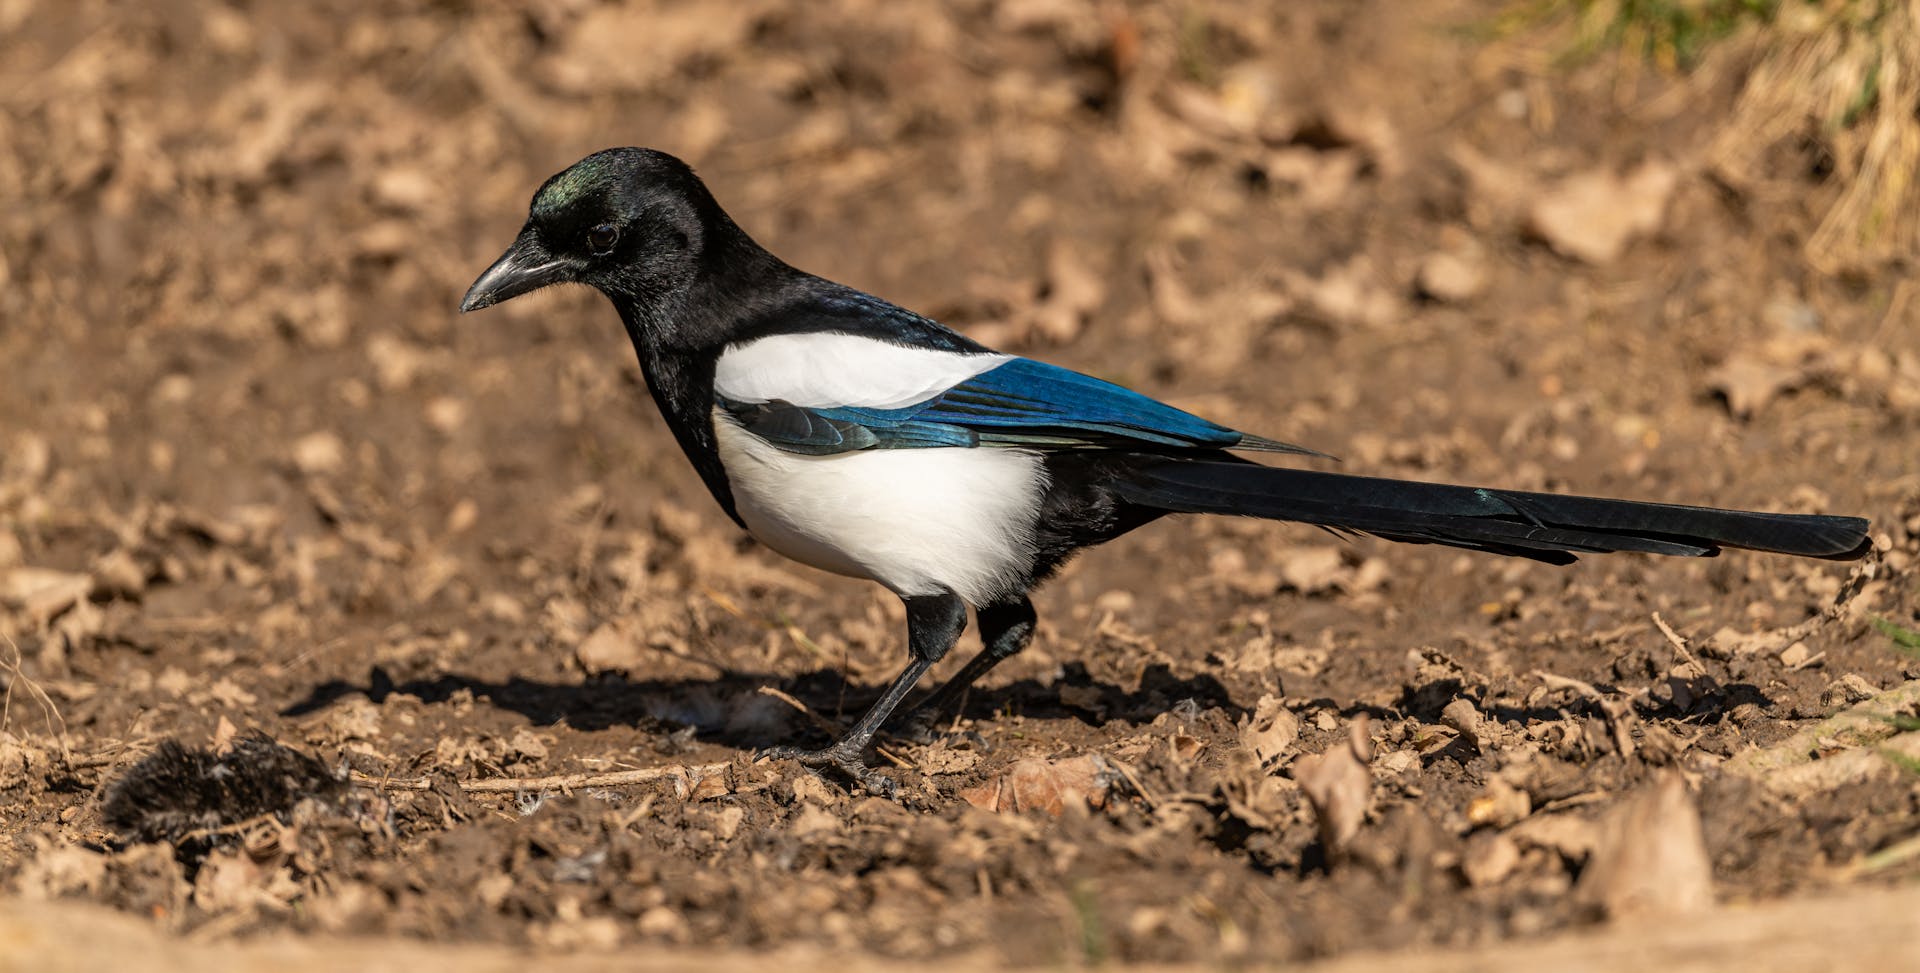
[99,736,353,846]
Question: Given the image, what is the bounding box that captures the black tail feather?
[1113,461,1872,565]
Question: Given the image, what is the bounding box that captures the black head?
[460,148,732,313]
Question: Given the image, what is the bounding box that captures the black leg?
[896,596,1036,735]
[757,590,967,792]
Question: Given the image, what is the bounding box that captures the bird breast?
[711,411,1047,605]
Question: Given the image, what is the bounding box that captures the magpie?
[462,147,1871,789]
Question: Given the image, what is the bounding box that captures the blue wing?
[719,357,1323,457]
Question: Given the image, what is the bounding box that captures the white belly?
[712,413,1047,605]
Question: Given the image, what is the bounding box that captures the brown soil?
[3,0,1918,967]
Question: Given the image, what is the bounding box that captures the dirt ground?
[3,0,1919,967]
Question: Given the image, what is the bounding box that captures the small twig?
[615,794,659,832]
[1535,670,1638,760]
[65,749,141,770]
[757,685,844,736]
[353,762,732,793]
[1651,612,1705,676]
[781,622,833,664]
[1535,671,1605,699]
[1104,756,1159,809]
[701,588,747,619]
[1786,650,1828,672]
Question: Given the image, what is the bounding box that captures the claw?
[754,744,896,797]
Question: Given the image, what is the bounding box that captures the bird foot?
[754,743,896,797]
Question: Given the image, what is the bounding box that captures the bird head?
[460,147,715,313]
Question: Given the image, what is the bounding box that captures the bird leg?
[893,596,1036,742]
[756,590,966,794]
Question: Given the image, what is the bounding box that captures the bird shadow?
[280,661,1244,751]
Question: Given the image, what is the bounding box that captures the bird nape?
[461,147,1872,794]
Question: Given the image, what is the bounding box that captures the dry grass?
[1508,0,1920,273]
[0,634,68,763]
[1711,0,1920,273]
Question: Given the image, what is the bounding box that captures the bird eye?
[586,223,619,254]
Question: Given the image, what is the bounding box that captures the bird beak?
[460,229,570,312]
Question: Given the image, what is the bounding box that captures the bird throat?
[608,293,743,528]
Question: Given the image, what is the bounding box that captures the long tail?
[1111,460,1872,565]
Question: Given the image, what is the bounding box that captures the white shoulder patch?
[714,332,1009,410]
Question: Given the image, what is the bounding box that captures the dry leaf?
[1281,257,1399,329]
[1276,546,1347,595]
[290,431,345,476]
[88,549,147,598]
[541,3,765,94]
[503,727,548,764]
[1704,354,1804,419]
[958,754,1116,815]
[1295,715,1374,859]
[1440,697,1485,751]
[1169,733,1206,765]
[576,621,645,676]
[307,696,382,743]
[1374,749,1421,775]
[1025,240,1105,344]
[687,771,730,802]
[1238,694,1300,768]
[1577,773,1714,920]
[791,773,840,807]
[14,840,108,900]
[2,568,93,625]
[1527,161,1676,264]
[706,806,746,842]
[1461,832,1522,887]
[789,803,841,837]
[1823,674,1880,709]
[200,678,257,708]
[1511,812,1601,864]
[1416,247,1488,303]
[1467,777,1532,829]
